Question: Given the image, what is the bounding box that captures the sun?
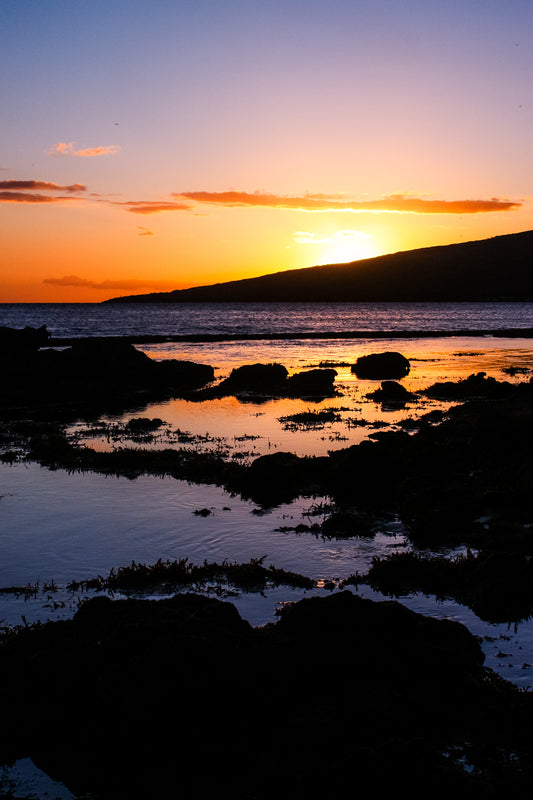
[322,230,380,264]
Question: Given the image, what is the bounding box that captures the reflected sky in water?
[1,332,533,688]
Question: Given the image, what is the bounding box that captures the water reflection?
[1,335,533,688]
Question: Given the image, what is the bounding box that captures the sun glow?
[294,229,380,265]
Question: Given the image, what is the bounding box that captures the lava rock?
[366,380,416,404]
[352,351,411,379]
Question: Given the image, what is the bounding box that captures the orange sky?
[1,1,532,302]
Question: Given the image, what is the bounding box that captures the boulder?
[423,372,513,400]
[0,325,50,353]
[352,351,410,379]
[286,368,337,396]
[218,362,289,393]
[156,359,214,389]
[366,380,416,404]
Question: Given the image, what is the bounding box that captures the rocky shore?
[1,326,533,797]
[1,590,533,799]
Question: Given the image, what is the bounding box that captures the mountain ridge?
[104,230,533,303]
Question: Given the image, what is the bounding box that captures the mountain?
[105,230,533,303]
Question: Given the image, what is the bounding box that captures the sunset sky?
[1,0,532,302]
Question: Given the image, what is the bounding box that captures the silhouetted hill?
[105,230,533,303]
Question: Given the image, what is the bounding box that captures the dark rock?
[3,590,530,798]
[285,368,337,396]
[364,550,533,623]
[220,362,288,393]
[321,509,374,537]
[0,325,50,353]
[352,351,410,379]
[155,359,214,389]
[205,362,338,401]
[0,337,215,417]
[193,507,212,517]
[366,380,416,404]
[423,372,514,400]
[125,417,164,433]
[246,451,312,505]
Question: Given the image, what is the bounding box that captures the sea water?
[1,300,532,338]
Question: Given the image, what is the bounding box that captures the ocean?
[1,300,533,338]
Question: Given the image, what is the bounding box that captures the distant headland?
[105,230,533,303]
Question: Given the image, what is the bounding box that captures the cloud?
[175,190,520,214]
[293,232,335,245]
[43,275,175,290]
[137,226,154,236]
[115,200,192,214]
[0,191,82,204]
[0,180,86,192]
[50,142,120,157]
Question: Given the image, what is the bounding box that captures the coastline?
[48,326,533,346]
[1,322,533,797]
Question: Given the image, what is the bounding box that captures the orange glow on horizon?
[0,193,531,302]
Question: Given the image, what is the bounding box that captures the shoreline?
[48,326,533,346]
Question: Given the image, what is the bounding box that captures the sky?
[1,0,532,302]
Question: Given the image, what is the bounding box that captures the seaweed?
[66,556,316,594]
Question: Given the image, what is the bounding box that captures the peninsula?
[105,230,533,303]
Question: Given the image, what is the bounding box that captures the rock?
[3,590,525,799]
[423,372,514,400]
[366,380,416,404]
[352,351,410,379]
[218,362,288,393]
[246,451,310,505]
[125,417,164,433]
[0,325,50,353]
[60,339,156,383]
[285,368,337,396]
[156,359,214,389]
[0,336,216,415]
[321,510,374,537]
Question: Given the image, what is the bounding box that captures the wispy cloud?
[49,142,120,157]
[0,191,82,204]
[43,275,175,290]
[114,200,192,215]
[0,180,86,192]
[137,226,154,236]
[174,190,520,214]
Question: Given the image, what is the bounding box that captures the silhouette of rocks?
[125,417,164,433]
[246,451,314,505]
[217,362,288,394]
[0,337,214,416]
[204,362,337,400]
[0,324,50,353]
[423,371,514,399]
[363,550,533,623]
[2,590,531,798]
[285,367,337,396]
[366,380,416,404]
[320,509,374,538]
[154,358,215,389]
[352,351,410,379]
